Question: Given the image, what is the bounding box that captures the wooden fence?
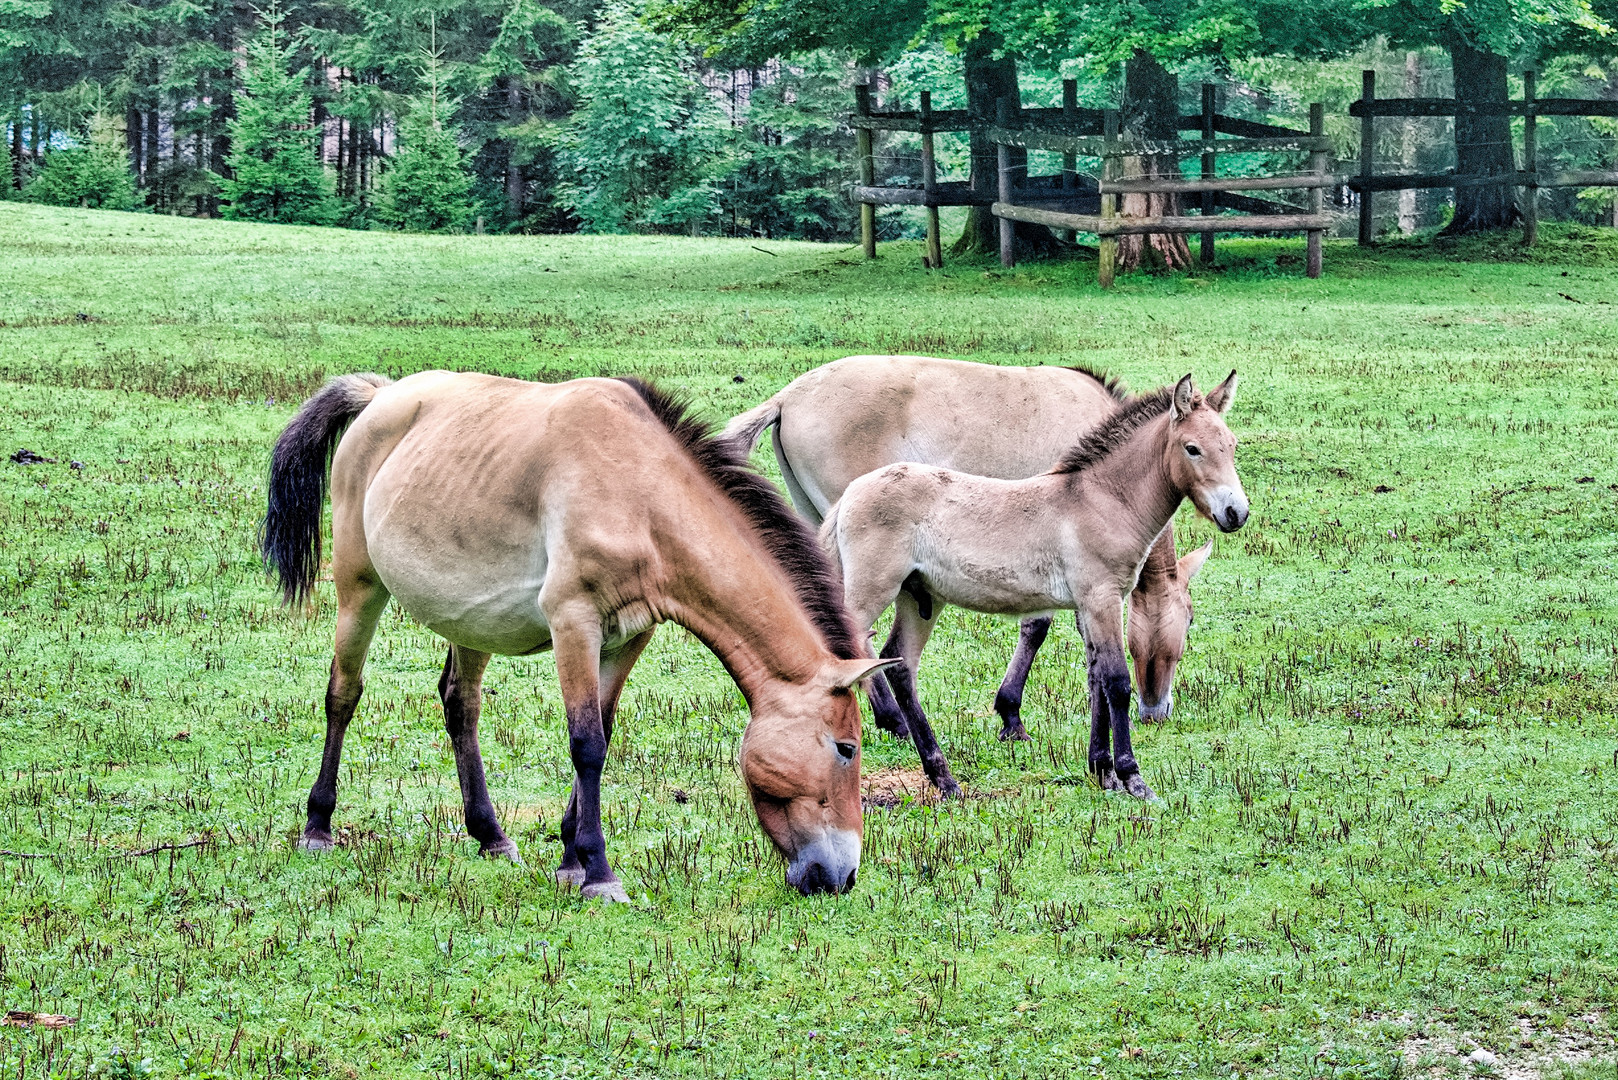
[849,82,1332,284]
[1350,69,1618,245]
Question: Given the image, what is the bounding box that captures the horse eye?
[834,741,856,761]
[1185,444,1203,458]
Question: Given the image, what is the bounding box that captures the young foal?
[263,371,895,899]
[822,373,1248,799]
[724,355,1210,741]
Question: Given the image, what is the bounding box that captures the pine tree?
[220,2,332,224]
[553,2,730,234]
[26,111,139,210]
[379,18,475,232]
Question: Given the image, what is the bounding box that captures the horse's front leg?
[549,613,629,902]
[993,614,1052,742]
[1079,596,1154,800]
[439,645,520,861]
[557,628,653,891]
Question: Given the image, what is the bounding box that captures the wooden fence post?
[1061,79,1078,244]
[1201,83,1216,265]
[855,83,876,259]
[997,97,1015,268]
[1358,70,1375,245]
[1522,70,1538,247]
[1307,102,1325,279]
[920,91,942,269]
[1099,108,1119,287]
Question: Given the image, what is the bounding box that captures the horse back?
[776,356,1119,512]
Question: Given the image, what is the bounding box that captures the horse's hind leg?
[881,587,960,798]
[558,628,653,889]
[438,645,520,862]
[993,615,1052,742]
[302,572,390,851]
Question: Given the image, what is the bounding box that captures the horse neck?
[1073,413,1183,559]
[657,513,836,709]
[1137,521,1178,584]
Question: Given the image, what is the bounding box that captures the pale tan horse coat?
[263,372,893,899]
[723,355,1211,748]
[822,374,1247,799]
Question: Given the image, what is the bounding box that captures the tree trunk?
[127,107,143,185]
[950,32,1060,257]
[505,78,525,224]
[145,107,159,183]
[1443,37,1516,234]
[1399,51,1420,234]
[10,113,23,190]
[1118,49,1191,271]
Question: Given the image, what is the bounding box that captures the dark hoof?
[480,838,523,864]
[554,865,586,889]
[937,778,964,800]
[1097,768,1123,792]
[298,831,334,853]
[582,880,630,903]
[997,721,1032,742]
[1124,774,1158,801]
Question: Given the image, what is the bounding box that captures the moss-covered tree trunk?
[952,31,1060,257]
[1442,37,1516,235]
[1118,49,1191,271]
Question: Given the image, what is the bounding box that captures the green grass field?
[2,202,1616,1079]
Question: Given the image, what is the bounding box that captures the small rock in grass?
[1467,1048,1498,1068]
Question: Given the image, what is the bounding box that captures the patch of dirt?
[861,767,937,809]
[1393,1008,1613,1078]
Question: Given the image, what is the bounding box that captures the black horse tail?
[261,373,392,605]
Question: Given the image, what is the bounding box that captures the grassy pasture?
[1,201,1617,1079]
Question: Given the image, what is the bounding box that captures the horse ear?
[820,657,903,690]
[1205,370,1238,414]
[1170,374,1196,421]
[1178,540,1214,581]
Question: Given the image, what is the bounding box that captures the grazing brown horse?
[822,373,1248,799]
[262,372,895,899]
[723,355,1211,748]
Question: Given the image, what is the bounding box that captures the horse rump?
[261,373,392,605]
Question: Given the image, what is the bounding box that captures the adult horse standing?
[723,356,1212,764]
[822,374,1247,799]
[262,371,895,899]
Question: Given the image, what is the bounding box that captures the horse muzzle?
[785,829,861,896]
[1208,487,1249,533]
[1138,693,1172,722]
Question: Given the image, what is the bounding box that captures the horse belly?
[365,520,553,656]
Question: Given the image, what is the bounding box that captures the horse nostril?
[844,868,857,892]
[797,862,834,895]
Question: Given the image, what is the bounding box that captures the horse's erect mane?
[615,377,861,661]
[1065,364,1129,402]
[1049,385,1177,475]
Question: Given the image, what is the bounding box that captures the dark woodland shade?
[615,376,863,662]
[1050,386,1175,475]
[1066,364,1129,402]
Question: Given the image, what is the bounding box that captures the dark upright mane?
[1050,386,1175,475]
[615,377,861,661]
[1066,365,1129,402]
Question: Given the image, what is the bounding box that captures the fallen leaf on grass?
[3,1011,75,1029]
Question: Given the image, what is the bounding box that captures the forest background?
[4,0,1618,246]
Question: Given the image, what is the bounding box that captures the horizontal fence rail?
[1356,68,1618,246]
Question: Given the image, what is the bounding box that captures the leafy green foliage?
[553,2,730,233]
[24,110,137,209]
[219,4,333,225]
[380,97,477,232]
